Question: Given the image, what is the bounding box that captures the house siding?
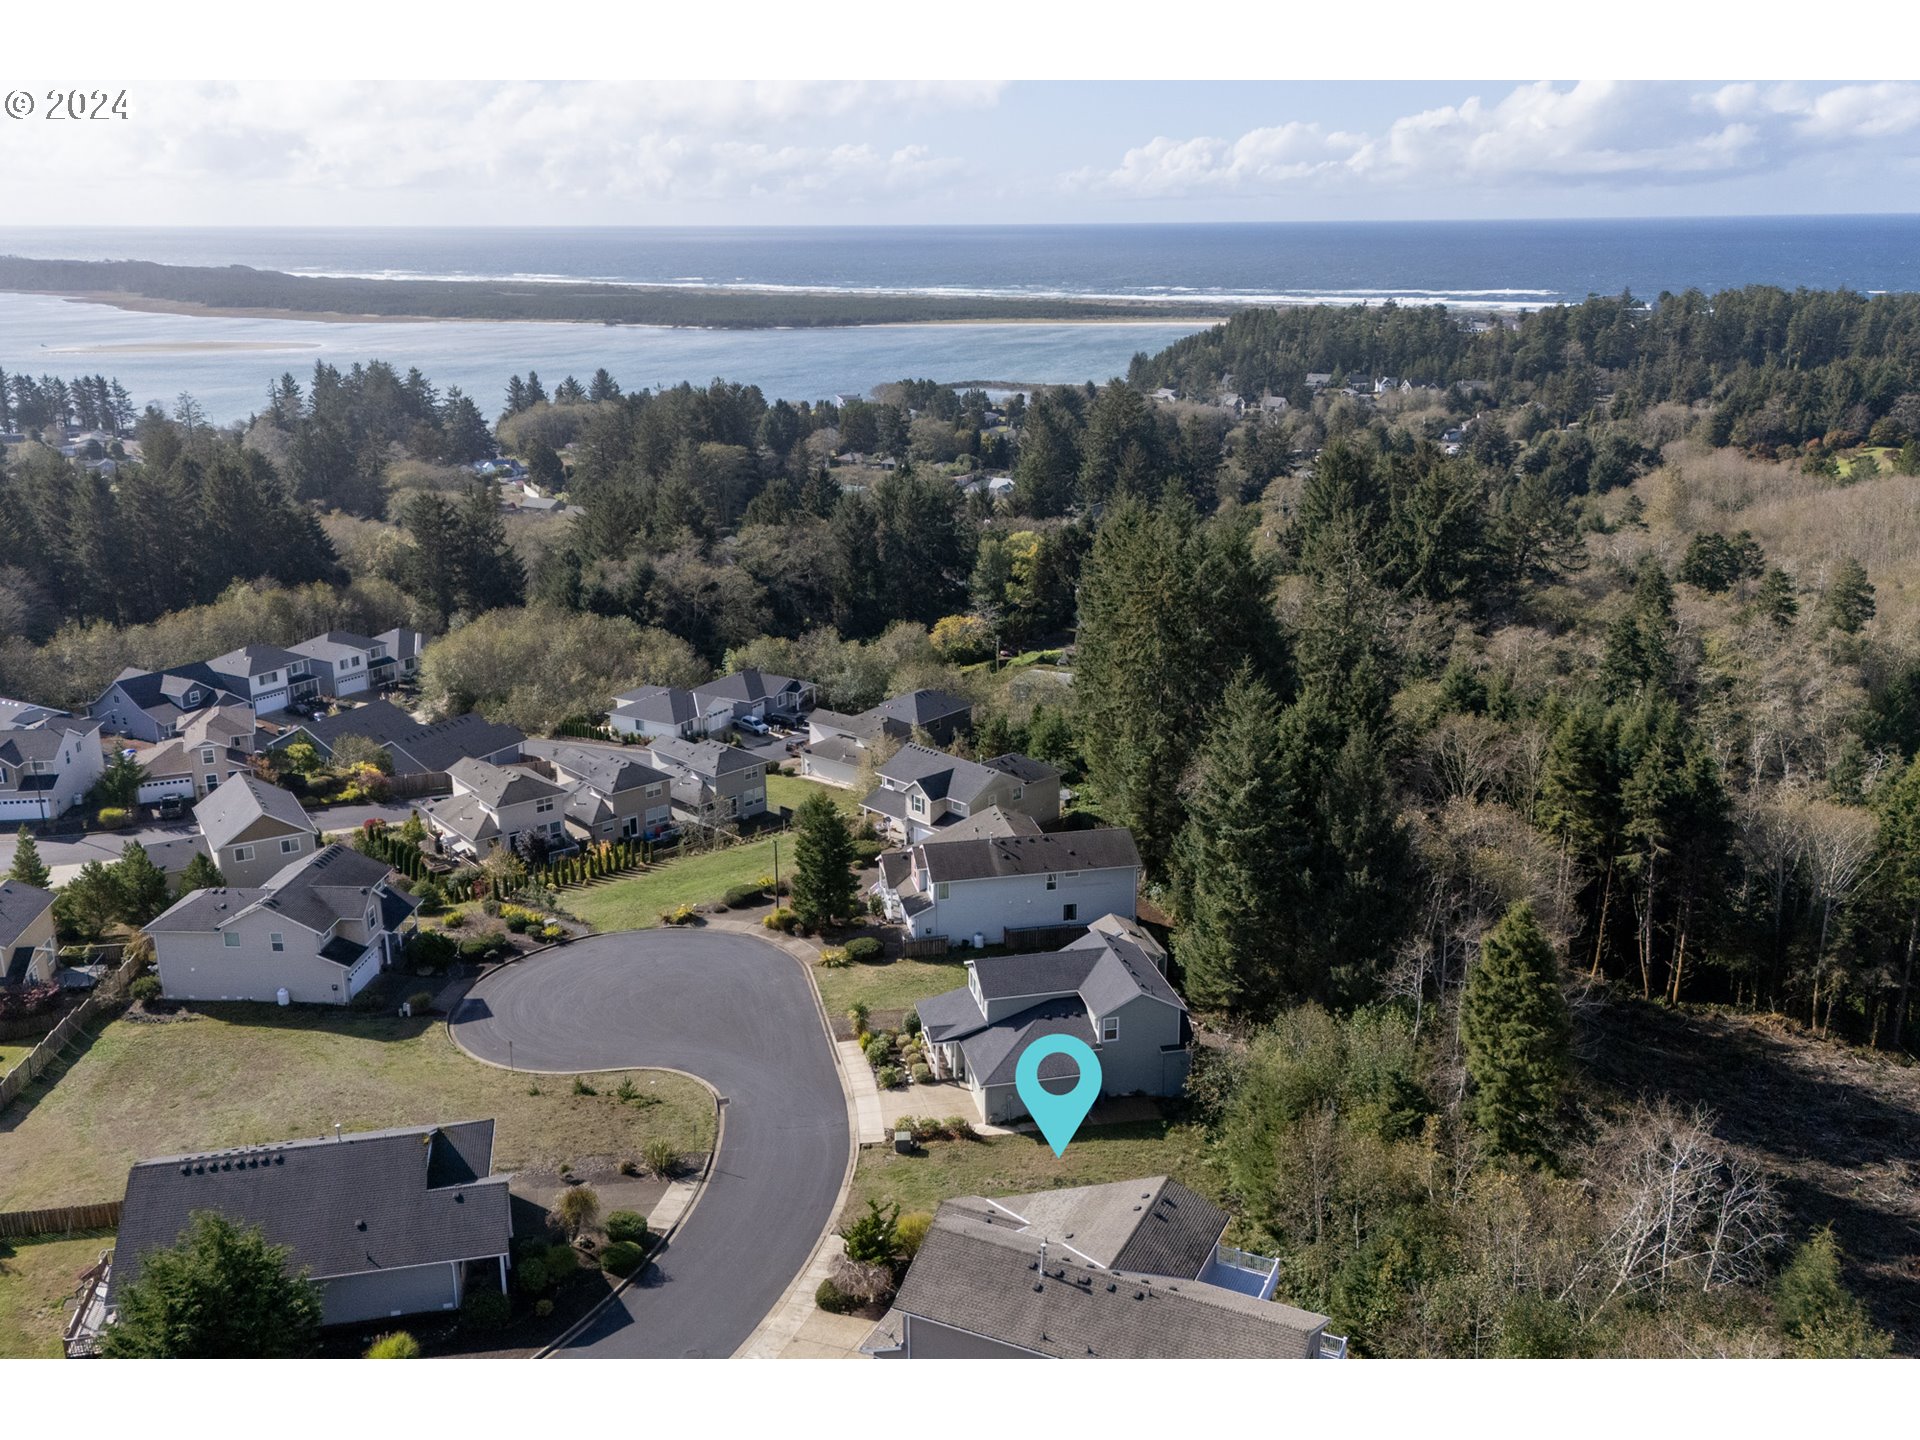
[152,904,389,1006]
[317,1260,465,1327]
[884,1315,1040,1359]
[906,866,1137,945]
[2,901,58,987]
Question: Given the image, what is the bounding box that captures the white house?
[0,712,106,824]
[860,744,1058,845]
[206,645,309,717]
[874,827,1140,946]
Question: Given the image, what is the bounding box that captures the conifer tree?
[790,791,857,929]
[177,851,228,897]
[101,1213,323,1359]
[113,840,172,926]
[1461,901,1571,1162]
[8,825,51,889]
[1774,1227,1893,1358]
[1820,556,1876,634]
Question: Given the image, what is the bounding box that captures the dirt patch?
[1584,998,1920,1353]
[513,1167,668,1222]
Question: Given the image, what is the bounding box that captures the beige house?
[418,758,572,859]
[0,880,59,990]
[143,845,419,1006]
[519,739,675,843]
[193,776,318,888]
[135,703,258,804]
[860,745,1061,844]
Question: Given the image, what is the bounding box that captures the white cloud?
[1076,80,1920,199]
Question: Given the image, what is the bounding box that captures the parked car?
[737,715,771,736]
[154,794,186,821]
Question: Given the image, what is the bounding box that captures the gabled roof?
[980,753,1060,786]
[916,806,1043,845]
[289,701,523,773]
[110,1120,511,1308]
[98,664,247,718]
[375,627,424,662]
[0,880,55,951]
[144,844,410,942]
[610,685,704,725]
[520,739,669,797]
[446,758,569,810]
[209,644,306,680]
[647,736,769,780]
[861,1191,1326,1359]
[691,667,807,707]
[194,776,313,852]
[0,718,98,773]
[869,688,972,728]
[0,697,67,728]
[972,1176,1228,1277]
[915,829,1141,885]
[290,631,381,664]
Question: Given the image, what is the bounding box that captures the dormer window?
[909,793,926,815]
[186,689,202,705]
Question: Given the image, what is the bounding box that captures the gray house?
[143,844,420,1005]
[419,758,573,860]
[0,713,106,824]
[861,1176,1340,1359]
[105,1120,512,1332]
[608,684,733,742]
[193,776,318,888]
[914,915,1189,1125]
[690,667,814,726]
[808,688,974,754]
[88,664,252,743]
[875,826,1139,945]
[860,744,1061,845]
[268,699,523,776]
[645,736,769,823]
[0,880,58,990]
[520,738,675,843]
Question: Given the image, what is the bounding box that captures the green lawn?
[0,1010,714,1212]
[0,1043,32,1075]
[768,772,861,819]
[565,836,785,932]
[0,1232,111,1358]
[813,954,972,1022]
[846,1117,1227,1231]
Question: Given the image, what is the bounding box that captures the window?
[263,670,278,684]
[535,798,554,814]
[934,881,950,900]
[186,689,202,705]
[909,793,926,815]
[1063,903,1078,922]
[204,775,217,790]
[223,932,241,948]
[1101,1015,1119,1043]
[269,933,285,952]
[280,837,300,854]
[1045,873,1057,891]
[199,747,215,764]
[232,844,252,862]
[1012,784,1024,801]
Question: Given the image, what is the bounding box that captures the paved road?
[449,930,849,1358]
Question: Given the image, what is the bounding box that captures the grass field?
[812,954,971,1022]
[0,1232,110,1358]
[564,836,783,932]
[846,1117,1228,1233]
[767,772,861,819]
[0,1010,714,1212]
[0,1044,31,1074]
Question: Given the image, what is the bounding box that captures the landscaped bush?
[442,909,467,929]
[405,990,434,1014]
[763,907,799,933]
[605,1210,649,1244]
[541,1242,580,1281]
[642,1139,679,1178]
[619,1158,641,1177]
[875,1064,904,1088]
[940,1115,976,1140]
[897,1210,935,1259]
[503,912,531,933]
[515,1255,550,1294]
[814,1277,858,1314]
[910,1063,933,1084]
[719,883,765,909]
[571,1075,597,1095]
[459,1288,511,1333]
[414,879,447,914]
[363,1330,420,1358]
[458,936,501,961]
[540,923,564,942]
[660,904,698,926]
[903,1010,922,1036]
[406,929,458,973]
[129,975,163,1004]
[851,838,886,866]
[600,1240,646,1277]
[534,1298,554,1318]
[862,1033,893,1067]
[818,946,850,968]
[847,1000,870,1036]
[96,807,130,830]
[843,936,884,964]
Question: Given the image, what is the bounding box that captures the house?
[859,744,1059,845]
[102,1120,512,1333]
[805,693,979,788]
[798,733,871,789]
[691,668,815,727]
[863,689,974,746]
[1259,393,1289,414]
[0,880,58,990]
[519,738,675,843]
[268,700,522,776]
[913,805,1042,845]
[875,826,1137,944]
[418,758,573,860]
[608,684,734,742]
[88,665,252,743]
[143,844,420,1005]
[376,627,426,685]
[914,915,1185,1124]
[135,704,258,804]
[0,712,106,823]
[288,631,388,699]
[1304,372,1334,390]
[860,1176,1340,1359]
[193,776,318,888]
[206,644,310,716]
[644,737,769,823]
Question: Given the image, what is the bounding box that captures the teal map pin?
[1014,1034,1103,1156]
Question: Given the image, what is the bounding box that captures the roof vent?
[356,1220,367,1231]
[179,1165,191,1176]
[1134,1291,1144,1301]
[274,1155,285,1165]
[1106,1283,1117,1293]
[1033,1283,1044,1293]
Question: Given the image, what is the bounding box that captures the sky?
[6,80,1920,226]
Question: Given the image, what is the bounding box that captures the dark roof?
[445,758,568,810]
[97,664,246,718]
[870,689,972,728]
[647,736,769,779]
[193,775,313,851]
[520,739,669,796]
[971,1176,1228,1277]
[145,844,404,943]
[692,668,806,707]
[210,644,306,678]
[917,829,1141,884]
[290,701,523,773]
[918,807,1043,844]
[0,879,55,951]
[110,1121,511,1307]
[610,685,702,725]
[981,753,1060,785]
[863,1194,1326,1359]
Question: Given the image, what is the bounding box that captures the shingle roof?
[870,689,972,728]
[210,644,307,679]
[258,845,408,935]
[914,806,1042,845]
[520,739,669,797]
[691,668,805,707]
[0,880,55,951]
[981,753,1060,785]
[647,736,769,779]
[862,1194,1326,1359]
[801,735,868,767]
[445,758,569,809]
[110,1121,511,1308]
[290,701,523,773]
[988,1176,1228,1277]
[610,685,702,725]
[917,829,1141,884]
[193,776,313,851]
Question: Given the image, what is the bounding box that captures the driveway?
[448,929,850,1358]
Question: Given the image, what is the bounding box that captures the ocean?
[2,217,1916,423]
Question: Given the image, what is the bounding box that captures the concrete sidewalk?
[836,1040,889,1145]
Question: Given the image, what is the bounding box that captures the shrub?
[818,946,851,968]
[642,1139,679,1178]
[903,1010,923,1036]
[847,1000,870,1035]
[601,1240,646,1277]
[554,1186,601,1240]
[897,1210,935,1259]
[515,1255,550,1294]
[458,937,499,961]
[815,1277,858,1314]
[363,1330,420,1359]
[540,923,564,942]
[910,1063,933,1084]
[763,907,799,933]
[851,837,886,866]
[534,1298,554,1318]
[442,910,467,929]
[719,883,765,909]
[97,807,130,830]
[605,1210,649,1245]
[459,1288,511,1333]
[542,1242,580,1281]
[415,880,447,914]
[618,1158,641,1177]
[940,1115,975,1140]
[503,912,531,933]
[614,1075,639,1102]
[129,975,163,1004]
[406,928,458,973]
[571,1075,597,1096]
[405,990,434,1014]
[660,904,698,926]
[863,1033,893,1067]
[843,936,884,964]
[875,1064,904,1088]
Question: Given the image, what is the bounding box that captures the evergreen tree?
[8,825,51,888]
[1171,671,1311,1014]
[1820,556,1876,634]
[1773,1227,1893,1358]
[177,851,229,897]
[113,841,172,926]
[1873,754,1920,1051]
[54,861,122,941]
[100,1212,324,1359]
[790,791,858,928]
[1460,901,1571,1162]
[1754,566,1799,627]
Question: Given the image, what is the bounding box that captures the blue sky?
[10,80,1920,225]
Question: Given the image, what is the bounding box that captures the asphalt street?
[448,929,850,1358]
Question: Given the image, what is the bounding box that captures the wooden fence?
[0,951,146,1115]
[0,1202,121,1239]
[385,770,452,801]
[900,936,951,959]
[1001,922,1091,953]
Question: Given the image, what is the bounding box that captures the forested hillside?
[4,285,1918,1353]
